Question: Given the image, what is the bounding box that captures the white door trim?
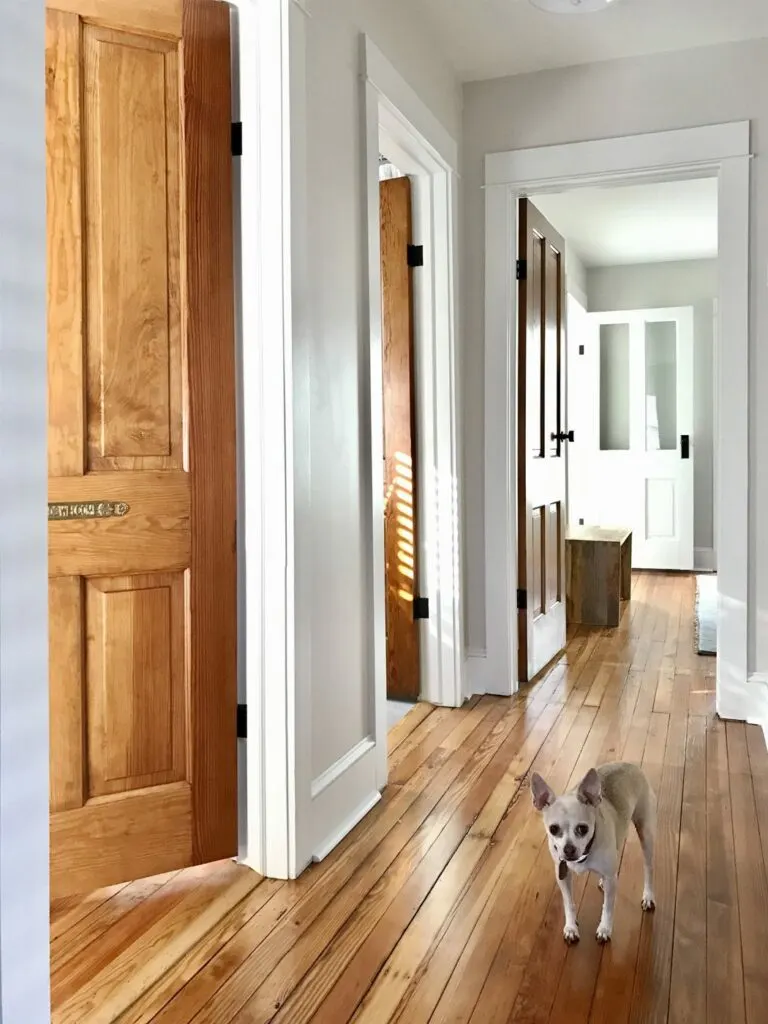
[363,35,464,744]
[481,123,750,718]
[235,0,309,879]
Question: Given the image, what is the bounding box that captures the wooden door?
[517,199,567,683]
[380,177,420,701]
[46,0,237,898]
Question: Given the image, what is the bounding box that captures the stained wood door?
[517,199,568,684]
[380,177,420,701]
[46,0,237,898]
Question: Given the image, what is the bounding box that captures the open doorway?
[515,176,719,681]
[379,157,422,726]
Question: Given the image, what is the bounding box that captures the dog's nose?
[563,842,577,861]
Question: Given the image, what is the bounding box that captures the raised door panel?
[83,26,184,471]
[47,0,236,897]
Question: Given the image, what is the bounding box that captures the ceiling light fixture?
[529,0,620,14]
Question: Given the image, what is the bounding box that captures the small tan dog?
[531,763,657,944]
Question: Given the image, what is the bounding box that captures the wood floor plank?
[727,722,768,1023]
[387,702,434,755]
[146,700,537,1024]
[706,719,745,1024]
[47,574,768,1024]
[668,712,707,1024]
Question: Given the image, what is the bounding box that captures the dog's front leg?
[596,874,617,943]
[557,869,579,944]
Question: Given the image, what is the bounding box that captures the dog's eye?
[549,825,561,837]
[575,824,589,838]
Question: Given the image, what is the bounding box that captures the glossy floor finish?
[50,573,768,1023]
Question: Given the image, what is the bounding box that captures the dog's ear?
[531,772,556,811]
[577,768,602,806]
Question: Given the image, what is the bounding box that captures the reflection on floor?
[50,573,768,1023]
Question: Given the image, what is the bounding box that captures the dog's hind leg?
[633,789,657,912]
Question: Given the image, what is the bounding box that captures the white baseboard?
[746,674,768,748]
[465,649,487,696]
[694,547,717,571]
[311,790,380,863]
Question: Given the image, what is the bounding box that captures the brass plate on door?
[48,501,130,521]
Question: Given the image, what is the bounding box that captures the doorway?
[533,177,718,578]
[363,36,464,751]
[379,159,422,722]
[514,182,719,680]
[482,122,749,710]
[46,0,238,900]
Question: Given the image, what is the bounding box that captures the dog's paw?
[641,894,656,912]
[595,923,612,944]
[563,924,580,945]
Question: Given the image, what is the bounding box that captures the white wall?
[0,0,49,1021]
[462,38,768,672]
[295,0,460,856]
[586,259,717,560]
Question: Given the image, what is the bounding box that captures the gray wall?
[461,38,768,669]
[0,0,49,1020]
[300,0,460,781]
[587,259,717,556]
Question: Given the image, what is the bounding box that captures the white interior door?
[567,306,694,571]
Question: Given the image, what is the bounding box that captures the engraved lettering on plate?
[48,501,130,521]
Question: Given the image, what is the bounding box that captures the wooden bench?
[566,525,632,627]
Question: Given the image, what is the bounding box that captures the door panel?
[570,307,694,570]
[380,177,420,702]
[46,0,236,897]
[518,200,567,684]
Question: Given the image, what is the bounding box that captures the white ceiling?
[530,177,718,266]
[416,0,768,81]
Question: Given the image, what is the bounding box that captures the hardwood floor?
[50,573,768,1023]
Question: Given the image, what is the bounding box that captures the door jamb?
[362,36,464,787]
[482,123,751,722]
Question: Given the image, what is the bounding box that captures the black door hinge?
[516,259,527,281]
[414,596,429,620]
[517,588,527,611]
[578,344,585,355]
[237,703,247,739]
[231,121,243,157]
[407,244,424,268]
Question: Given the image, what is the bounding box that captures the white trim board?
[481,122,750,722]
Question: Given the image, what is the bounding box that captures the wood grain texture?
[46,8,85,477]
[566,532,631,628]
[182,0,238,864]
[47,0,237,895]
[49,576,86,811]
[49,575,768,1024]
[46,0,182,38]
[380,176,420,702]
[51,783,192,899]
[82,25,182,471]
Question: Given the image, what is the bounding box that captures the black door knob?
[551,430,574,442]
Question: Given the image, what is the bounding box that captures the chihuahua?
[531,762,656,944]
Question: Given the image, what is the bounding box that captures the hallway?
[50,573,768,1023]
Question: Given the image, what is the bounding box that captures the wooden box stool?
[566,525,632,627]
